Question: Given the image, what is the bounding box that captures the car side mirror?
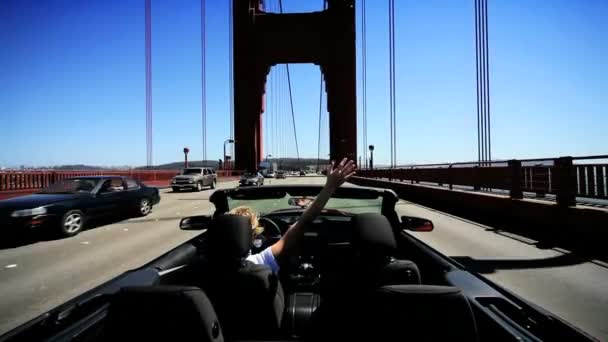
[179,215,212,230]
[401,216,434,232]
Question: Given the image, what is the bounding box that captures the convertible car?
[0,185,595,342]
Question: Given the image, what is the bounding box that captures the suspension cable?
[483,0,491,164]
[201,0,207,162]
[392,0,396,167]
[475,0,481,166]
[361,0,368,168]
[475,0,491,166]
[318,0,328,170]
[479,0,487,165]
[317,74,323,170]
[228,0,234,159]
[145,0,152,167]
[278,0,300,160]
[388,0,396,167]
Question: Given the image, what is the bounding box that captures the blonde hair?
[228,206,264,236]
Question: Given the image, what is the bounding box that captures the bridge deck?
[0,176,606,340]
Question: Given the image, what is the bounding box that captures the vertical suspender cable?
[475,0,491,167]
[145,0,152,167]
[483,0,491,164]
[279,66,283,159]
[481,0,488,165]
[361,0,367,168]
[474,0,481,166]
[285,66,300,160]
[201,0,207,162]
[266,67,273,158]
[278,0,300,161]
[391,0,396,167]
[388,0,396,167]
[479,0,486,165]
[317,75,324,170]
[318,0,327,170]
[228,0,234,159]
[388,0,393,168]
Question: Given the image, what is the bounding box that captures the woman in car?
[230,158,356,273]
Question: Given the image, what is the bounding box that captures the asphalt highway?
[0,176,606,340]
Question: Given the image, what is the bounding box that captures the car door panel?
[203,169,210,186]
[122,178,144,210]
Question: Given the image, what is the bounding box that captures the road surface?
[0,176,606,340]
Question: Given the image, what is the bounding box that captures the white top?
[246,246,280,273]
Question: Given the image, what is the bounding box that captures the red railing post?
[597,166,606,198]
[448,164,453,190]
[554,157,576,207]
[508,159,523,199]
[473,166,480,191]
[587,165,596,197]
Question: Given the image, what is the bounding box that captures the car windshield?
[228,195,383,215]
[37,178,99,194]
[182,168,202,175]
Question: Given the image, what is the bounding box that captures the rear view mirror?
[401,216,434,232]
[288,197,314,207]
[179,215,212,230]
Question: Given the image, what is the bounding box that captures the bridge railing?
[358,155,608,206]
[0,170,245,192]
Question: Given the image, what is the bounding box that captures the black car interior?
[3,187,595,342]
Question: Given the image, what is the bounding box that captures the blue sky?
[0,0,606,167]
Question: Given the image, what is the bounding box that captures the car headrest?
[207,215,252,260]
[105,285,224,342]
[361,285,479,341]
[352,213,397,257]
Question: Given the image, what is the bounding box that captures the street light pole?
[223,139,234,170]
[368,145,374,170]
[183,147,190,168]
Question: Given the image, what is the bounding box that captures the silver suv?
[171,167,217,192]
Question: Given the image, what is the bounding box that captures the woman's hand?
[325,158,356,191]
[271,157,356,262]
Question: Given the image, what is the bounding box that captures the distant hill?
[137,160,222,170]
[24,158,331,171]
[137,158,330,171]
[51,164,116,170]
[265,158,330,170]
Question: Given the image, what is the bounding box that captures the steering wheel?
[259,217,282,240]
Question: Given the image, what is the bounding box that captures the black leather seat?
[313,285,478,341]
[358,285,479,341]
[321,213,420,298]
[104,285,224,342]
[350,212,421,287]
[197,215,284,340]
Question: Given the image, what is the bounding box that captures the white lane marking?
[194,206,199,209]
[80,241,90,245]
[4,264,18,269]
[123,228,129,231]
[176,212,181,215]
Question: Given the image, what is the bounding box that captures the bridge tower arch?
[233,0,356,171]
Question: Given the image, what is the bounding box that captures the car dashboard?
[260,213,357,294]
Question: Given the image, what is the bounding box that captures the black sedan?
[0,176,160,238]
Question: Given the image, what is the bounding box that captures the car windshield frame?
[37,178,101,194]
[182,168,203,175]
[210,185,398,218]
